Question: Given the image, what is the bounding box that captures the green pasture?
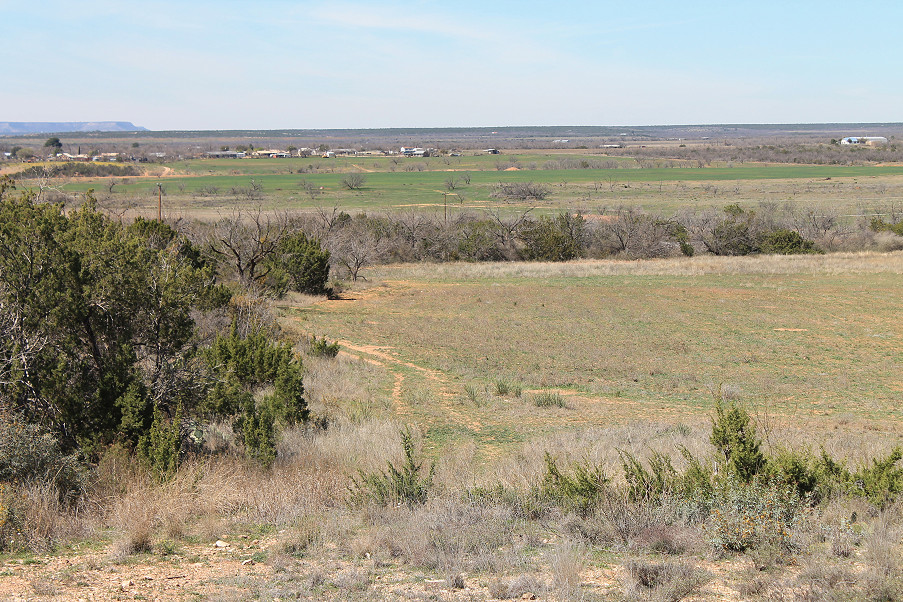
[286,257,903,453]
[41,155,903,214]
[165,152,639,175]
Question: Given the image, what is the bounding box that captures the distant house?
[206,151,246,158]
[251,149,289,158]
[400,147,434,157]
[840,136,888,145]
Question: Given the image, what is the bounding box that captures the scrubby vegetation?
[0,174,327,490]
[3,397,902,599]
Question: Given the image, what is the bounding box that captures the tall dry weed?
[5,481,90,553]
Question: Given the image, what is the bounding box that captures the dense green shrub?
[519,213,586,261]
[234,395,277,467]
[870,217,903,236]
[308,335,340,358]
[759,229,822,254]
[710,401,765,482]
[267,232,331,296]
[620,450,678,502]
[853,446,903,507]
[0,185,225,453]
[202,326,307,463]
[138,403,182,479]
[202,327,308,426]
[541,453,609,516]
[348,428,434,507]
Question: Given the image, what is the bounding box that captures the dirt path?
[329,337,481,431]
[290,311,481,431]
[0,539,275,601]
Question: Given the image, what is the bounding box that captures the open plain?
[3,130,903,601]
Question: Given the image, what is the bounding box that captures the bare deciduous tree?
[299,178,322,199]
[490,181,550,201]
[331,223,387,282]
[209,209,289,285]
[595,207,675,258]
[341,173,366,190]
[486,206,534,255]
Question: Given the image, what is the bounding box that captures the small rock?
[521,594,537,601]
[214,540,230,548]
[241,559,255,566]
[121,579,134,588]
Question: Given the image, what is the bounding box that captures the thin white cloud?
[307,2,496,42]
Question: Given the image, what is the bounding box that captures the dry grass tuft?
[487,574,546,599]
[622,558,709,601]
[6,481,90,553]
[550,538,585,596]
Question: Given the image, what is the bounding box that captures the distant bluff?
[0,122,148,135]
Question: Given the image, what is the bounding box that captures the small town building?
[840,136,888,145]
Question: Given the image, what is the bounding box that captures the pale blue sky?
[2,1,900,130]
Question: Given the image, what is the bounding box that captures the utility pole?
[157,183,162,222]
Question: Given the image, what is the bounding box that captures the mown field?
[23,153,903,216]
[283,253,903,460]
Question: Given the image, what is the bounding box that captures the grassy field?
[20,153,903,216]
[282,252,903,460]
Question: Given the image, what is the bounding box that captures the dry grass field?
[3,252,903,600]
[283,252,903,460]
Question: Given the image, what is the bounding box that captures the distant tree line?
[11,163,141,178]
[253,201,903,281]
[606,142,903,167]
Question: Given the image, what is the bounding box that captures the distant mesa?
[0,121,148,135]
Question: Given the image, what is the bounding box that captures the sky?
[2,0,901,130]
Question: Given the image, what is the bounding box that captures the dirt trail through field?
[333,338,480,431]
[291,315,481,430]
